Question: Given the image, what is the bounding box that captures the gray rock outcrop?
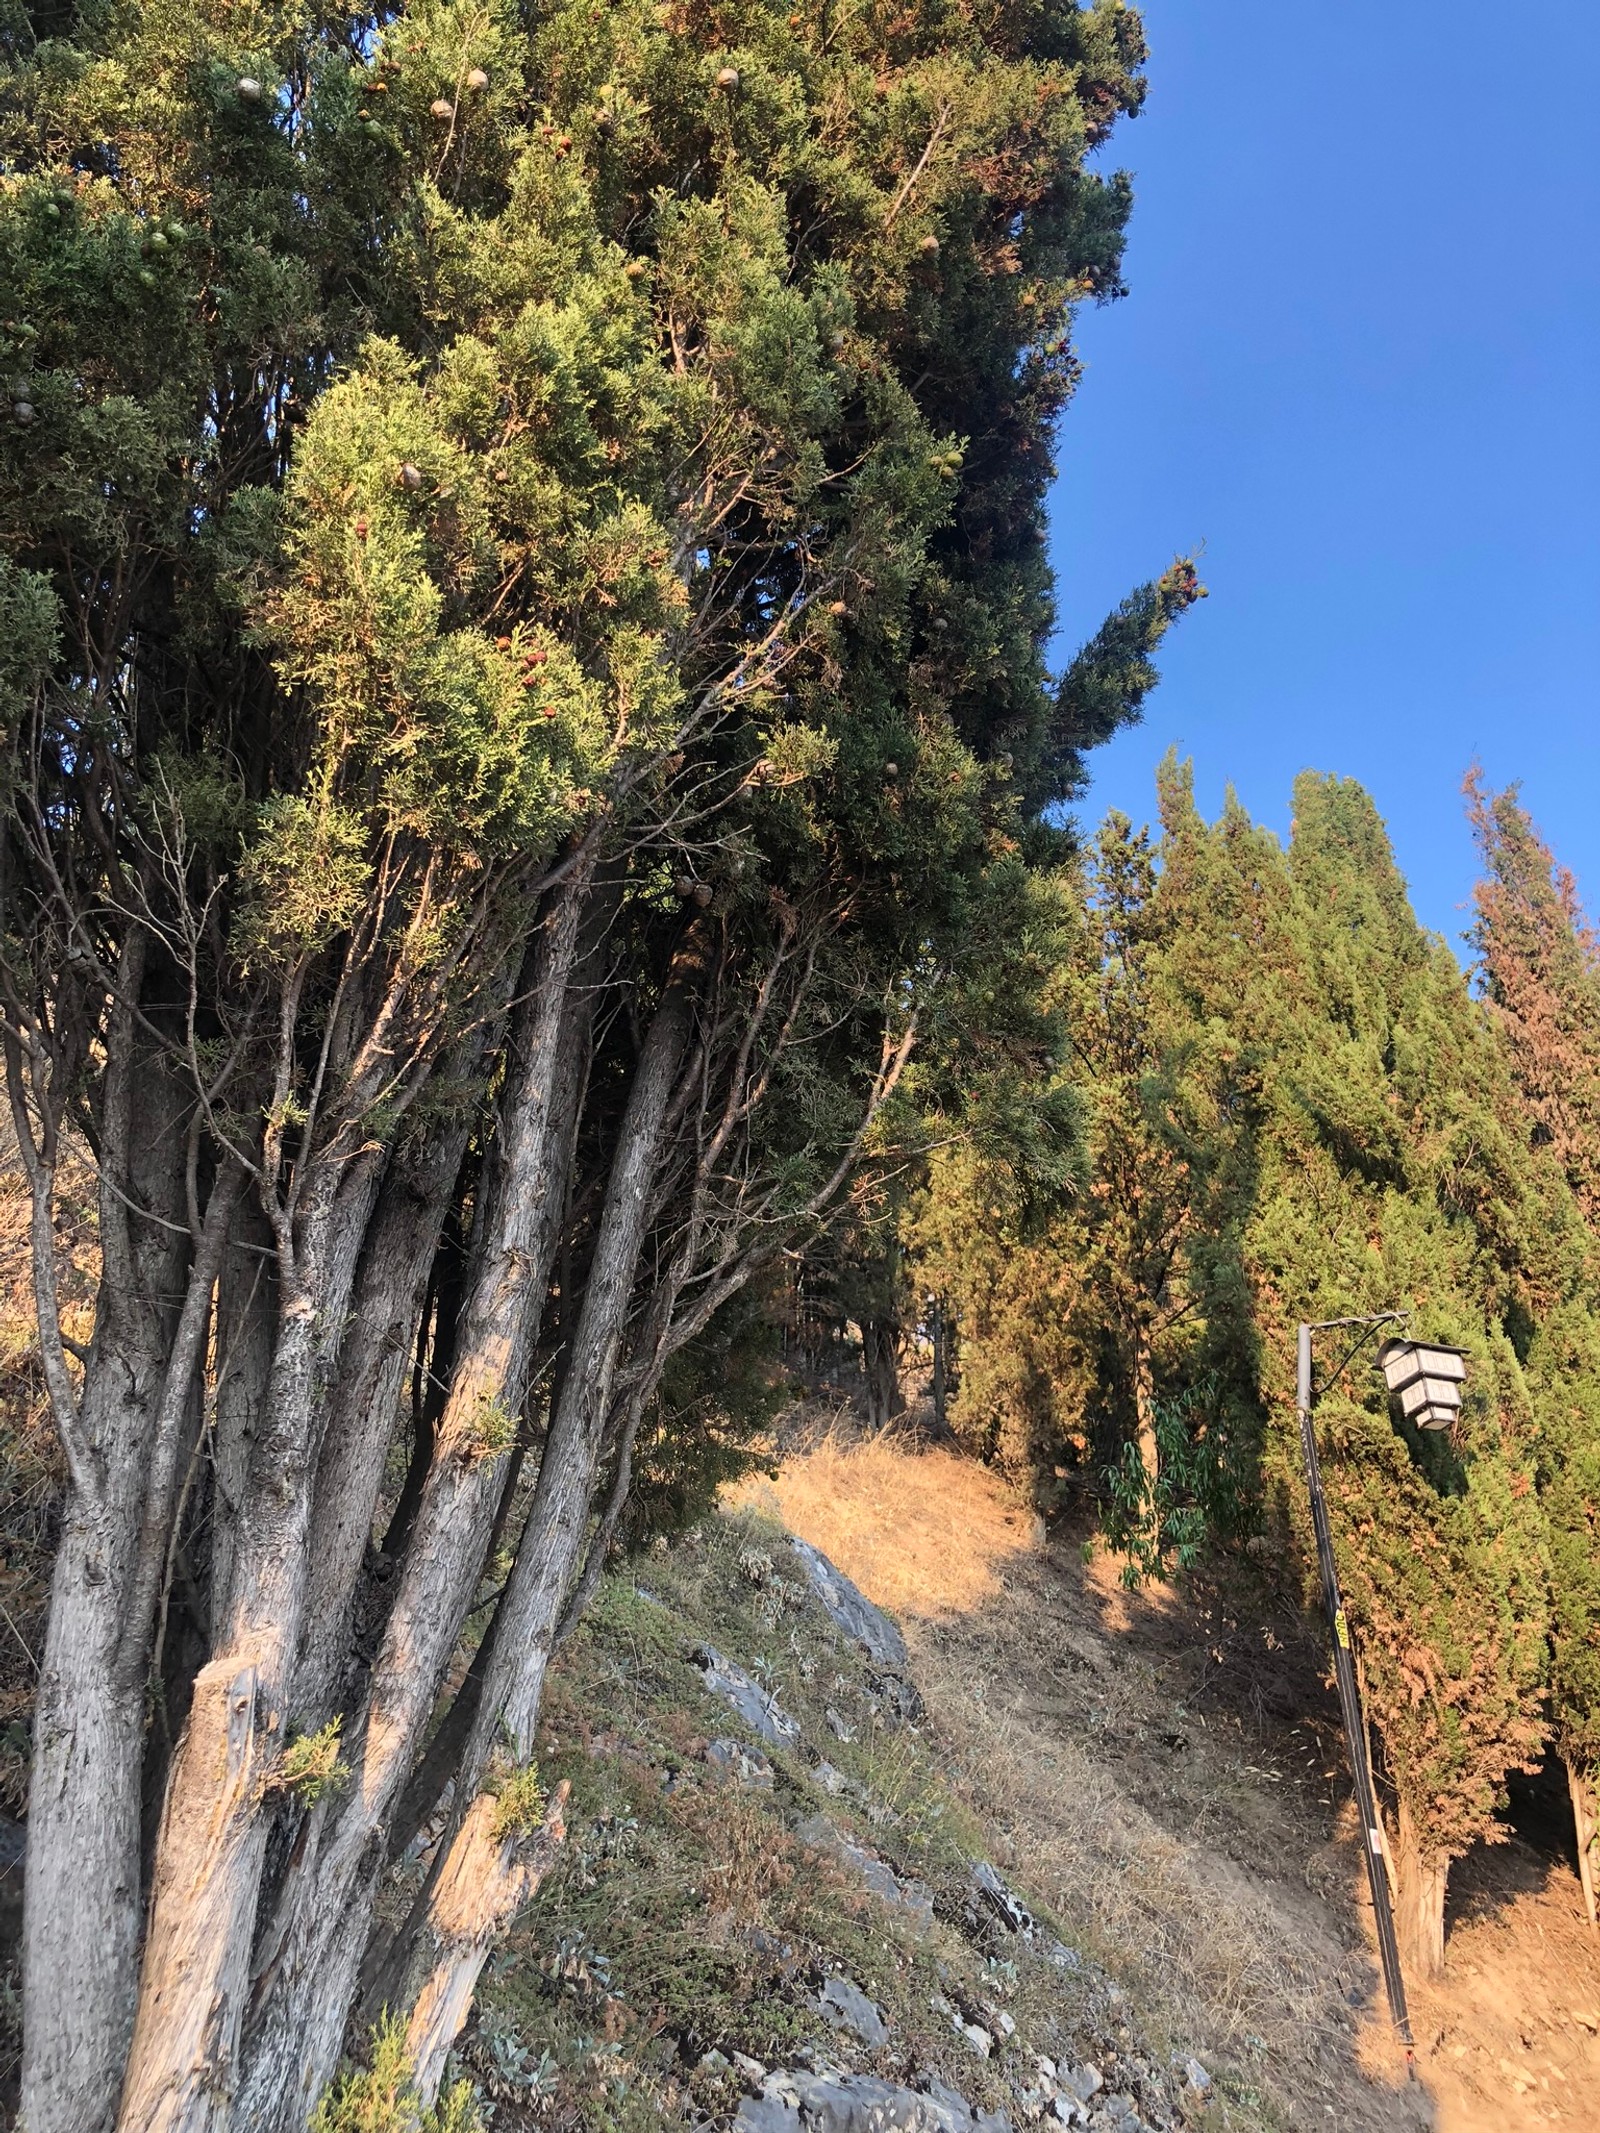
[694,1645,801,1746]
[789,1538,909,1671]
[737,2069,1012,2133]
[796,1813,934,1923]
[818,1975,889,2048]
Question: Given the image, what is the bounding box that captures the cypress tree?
[925,763,1600,1974]
[1,1,1183,2121]
[1468,777,1600,1921]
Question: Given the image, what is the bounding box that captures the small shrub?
[490,1761,547,1841]
[311,2016,482,2133]
[270,1718,349,1807]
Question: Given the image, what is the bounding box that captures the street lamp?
[1297,1313,1469,2078]
[1377,1339,1468,1432]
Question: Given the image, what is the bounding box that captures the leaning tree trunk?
[230,868,600,2133]
[386,953,697,2095]
[114,1137,385,2133]
[1393,1797,1449,1979]
[293,1088,482,1722]
[18,996,197,2133]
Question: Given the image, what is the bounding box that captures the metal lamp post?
[1296,1315,1468,2078]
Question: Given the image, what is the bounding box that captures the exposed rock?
[737,2069,1014,2133]
[706,1737,775,1787]
[819,1974,889,2048]
[795,1813,934,1923]
[1057,2066,1103,2106]
[790,1537,909,1670]
[971,1859,1036,1939]
[1180,2059,1210,2100]
[694,1645,801,1746]
[826,1706,857,1743]
[959,2021,993,2058]
[869,1669,925,1725]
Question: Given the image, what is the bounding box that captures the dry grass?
[727,1418,1038,1622]
[735,1421,1425,2133]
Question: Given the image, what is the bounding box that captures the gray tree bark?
[17,985,200,2133]
[231,865,600,2133]
[390,954,698,2089]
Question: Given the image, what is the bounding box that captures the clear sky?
[1048,0,1600,956]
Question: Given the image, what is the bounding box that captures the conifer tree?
[925,763,1599,1975]
[0,1,1183,2123]
[1236,772,1561,1975]
[1468,777,1600,1920]
[1468,773,1600,1222]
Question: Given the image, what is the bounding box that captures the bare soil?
[740,1419,1600,2132]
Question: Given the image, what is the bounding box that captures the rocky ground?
[452,1505,1245,2133]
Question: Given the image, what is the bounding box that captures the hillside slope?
[459,1495,1234,2133]
[736,1428,1600,2133]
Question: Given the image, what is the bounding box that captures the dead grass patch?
[739,1422,1426,2132]
[727,1420,1037,1621]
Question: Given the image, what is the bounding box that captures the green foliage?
[621,1282,788,1543]
[917,757,1600,1869]
[1100,1377,1257,1585]
[0,554,57,738]
[489,1761,548,1842]
[270,1719,350,1809]
[1469,779,1600,1783]
[312,2016,482,2133]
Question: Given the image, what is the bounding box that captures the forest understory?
[745,1411,1600,2133]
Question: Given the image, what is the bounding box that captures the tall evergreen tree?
[1467,772,1600,1222]
[1468,776,1600,1921]
[0,1,1186,2123]
[922,763,1600,1975]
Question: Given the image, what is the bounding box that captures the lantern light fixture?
[1377,1339,1467,1432]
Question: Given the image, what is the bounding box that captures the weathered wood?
[404,1783,569,2101]
[1393,1797,1449,1980]
[19,1021,193,2133]
[114,1659,267,2133]
[233,867,599,2133]
[116,1136,381,2133]
[294,1098,479,1721]
[1569,1758,1599,1931]
[392,960,697,2065]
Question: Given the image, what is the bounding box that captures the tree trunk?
[19,1013,193,2133]
[23,1507,151,2133]
[294,1105,478,1720]
[1393,1797,1448,1979]
[862,1319,903,1430]
[1132,1331,1158,1496]
[116,1142,384,2133]
[231,868,599,2133]
[402,1784,569,2098]
[208,1210,277,1643]
[390,956,696,2093]
[1568,1759,1599,1930]
[931,1297,948,1436]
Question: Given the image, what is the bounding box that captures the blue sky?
[1048,0,1600,954]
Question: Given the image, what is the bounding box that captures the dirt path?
[739,1425,1600,2132]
